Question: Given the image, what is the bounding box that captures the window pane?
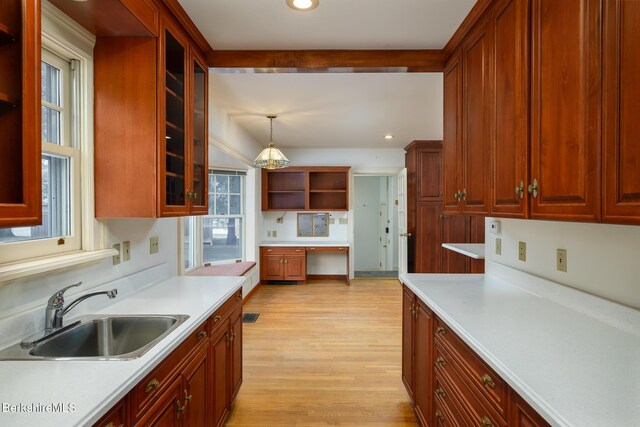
[202,218,242,263]
[42,106,61,145]
[41,61,60,106]
[0,154,71,243]
[184,217,196,270]
[229,194,241,215]
[215,175,228,193]
[208,194,215,215]
[215,194,228,215]
[229,175,241,193]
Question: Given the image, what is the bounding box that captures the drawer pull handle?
[176,400,185,417]
[435,357,446,366]
[435,410,444,421]
[214,315,222,322]
[338,247,343,250]
[295,249,301,252]
[236,293,242,300]
[145,378,160,394]
[481,417,494,427]
[435,387,446,398]
[267,249,272,252]
[481,374,495,388]
[436,326,446,336]
[197,330,207,340]
[309,247,316,250]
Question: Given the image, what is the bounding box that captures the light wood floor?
[226,279,419,427]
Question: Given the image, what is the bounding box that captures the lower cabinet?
[402,285,549,427]
[93,289,243,427]
[260,247,307,282]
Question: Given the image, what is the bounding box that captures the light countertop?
[0,275,244,427]
[441,243,485,259]
[260,241,350,247]
[399,271,640,427]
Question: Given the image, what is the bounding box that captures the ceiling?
[179,0,476,50]
[179,1,474,152]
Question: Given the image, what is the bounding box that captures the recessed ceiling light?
[286,0,319,11]
[384,135,394,140]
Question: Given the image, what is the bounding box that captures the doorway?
[353,176,398,278]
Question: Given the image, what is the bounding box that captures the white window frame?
[0,3,110,277]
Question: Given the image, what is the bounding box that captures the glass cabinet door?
[163,27,187,210]
[190,52,207,213]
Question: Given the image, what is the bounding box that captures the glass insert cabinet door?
[190,51,207,213]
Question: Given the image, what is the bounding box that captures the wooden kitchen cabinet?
[93,395,129,427]
[529,0,601,222]
[443,51,463,215]
[209,320,230,427]
[509,389,550,427]
[229,307,243,402]
[260,247,307,282]
[94,9,209,218]
[0,0,41,227]
[402,286,434,427]
[602,0,640,224]
[441,215,468,274]
[182,346,208,427]
[490,0,529,219]
[136,376,183,427]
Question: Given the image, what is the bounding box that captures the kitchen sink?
[0,314,189,361]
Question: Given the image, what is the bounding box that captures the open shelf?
[166,87,184,104]
[166,69,184,93]
[165,171,184,178]
[309,171,347,191]
[267,171,305,192]
[267,191,305,210]
[309,192,348,211]
[166,151,184,160]
[309,189,347,193]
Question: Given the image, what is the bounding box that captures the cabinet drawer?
[261,246,306,255]
[131,320,207,422]
[306,246,348,252]
[93,395,128,427]
[435,341,506,427]
[434,373,473,427]
[208,290,242,334]
[435,317,508,417]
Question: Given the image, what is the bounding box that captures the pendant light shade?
[254,115,290,169]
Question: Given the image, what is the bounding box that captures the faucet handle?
[48,282,82,307]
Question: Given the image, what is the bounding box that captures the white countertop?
[442,243,485,259]
[0,275,244,427]
[399,271,640,427]
[260,241,350,247]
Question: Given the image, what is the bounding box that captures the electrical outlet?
[329,218,336,224]
[557,249,567,272]
[272,230,277,238]
[267,230,272,237]
[339,218,348,225]
[495,238,502,255]
[122,241,131,262]
[112,243,121,265]
[150,236,159,254]
[518,241,527,262]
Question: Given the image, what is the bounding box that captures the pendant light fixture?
[254,115,290,169]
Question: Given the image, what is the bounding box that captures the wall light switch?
[518,241,526,262]
[272,230,277,238]
[557,249,567,272]
[112,243,121,265]
[339,218,348,225]
[489,221,501,235]
[122,241,131,262]
[329,218,336,225]
[495,238,502,255]
[150,236,159,254]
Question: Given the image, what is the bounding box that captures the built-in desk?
[259,241,350,285]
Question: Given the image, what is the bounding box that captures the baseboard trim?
[243,281,261,305]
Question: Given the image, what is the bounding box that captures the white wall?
[486,218,640,310]
[0,218,178,323]
[283,148,405,171]
[354,177,385,270]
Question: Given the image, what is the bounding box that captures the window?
[0,49,82,261]
[183,216,196,271]
[203,170,245,264]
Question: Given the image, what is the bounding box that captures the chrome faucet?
[45,282,117,331]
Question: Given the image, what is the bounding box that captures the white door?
[398,168,408,275]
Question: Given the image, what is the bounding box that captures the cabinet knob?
[435,387,446,398]
[267,249,272,252]
[527,179,539,198]
[435,357,446,367]
[461,188,467,201]
[145,378,160,394]
[214,315,222,322]
[436,326,446,336]
[295,249,302,252]
[435,410,444,421]
[197,330,207,340]
[514,180,525,200]
[481,417,494,427]
[481,374,495,388]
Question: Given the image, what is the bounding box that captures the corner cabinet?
[94,10,208,218]
[0,0,41,227]
[262,167,350,211]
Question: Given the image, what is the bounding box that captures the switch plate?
[112,243,121,265]
[557,249,567,272]
[267,230,272,237]
[518,241,526,262]
[489,221,501,235]
[329,218,336,225]
[272,230,277,238]
[122,241,131,262]
[339,218,348,225]
[150,236,159,254]
[495,238,502,255]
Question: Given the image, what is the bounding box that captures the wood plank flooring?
[226,279,419,427]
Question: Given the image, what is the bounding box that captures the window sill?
[0,249,118,284]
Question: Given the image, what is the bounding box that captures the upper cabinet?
[529,0,601,221]
[443,51,463,214]
[0,0,41,227]
[261,167,350,211]
[94,7,209,218]
[603,0,640,224]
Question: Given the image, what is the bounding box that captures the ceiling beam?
[208,50,448,72]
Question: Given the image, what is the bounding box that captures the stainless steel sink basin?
[0,314,189,361]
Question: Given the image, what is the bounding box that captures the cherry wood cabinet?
[529,0,601,222]
[136,376,183,427]
[94,8,208,218]
[509,390,550,427]
[602,0,640,224]
[93,395,129,427]
[441,215,468,274]
[443,52,463,215]
[262,167,350,211]
[209,319,230,427]
[0,0,41,227]
[401,287,416,404]
[259,247,307,282]
[490,0,529,218]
